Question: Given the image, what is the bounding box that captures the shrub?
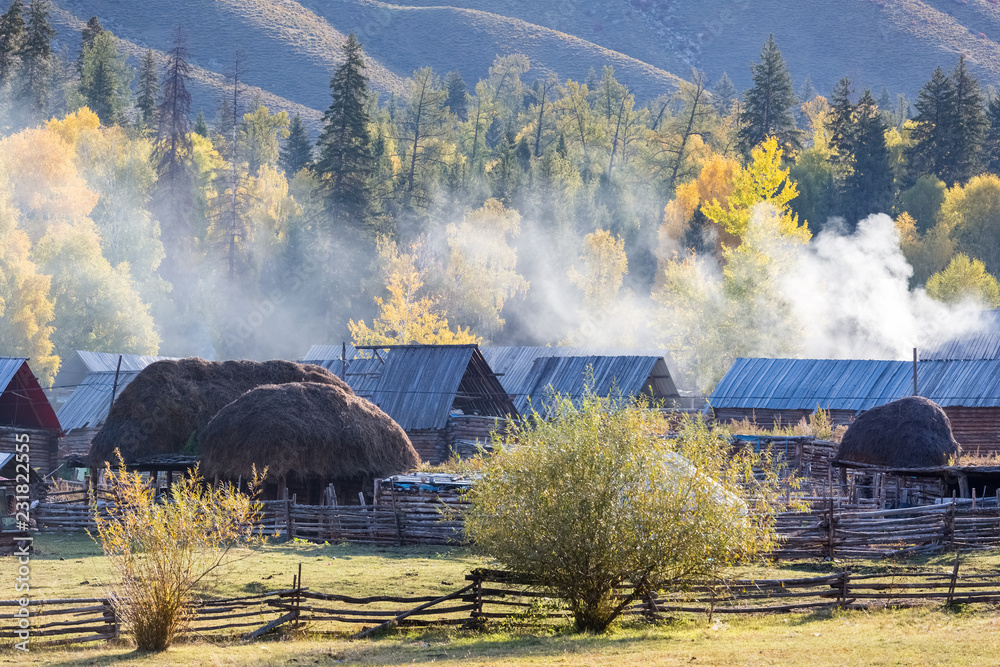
[465,393,785,633]
[91,455,266,651]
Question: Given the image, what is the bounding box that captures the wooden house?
[709,357,1000,456]
[0,358,61,475]
[305,345,517,464]
[481,346,695,414]
[54,352,172,465]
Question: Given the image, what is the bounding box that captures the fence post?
[947,550,961,605]
[390,482,403,546]
[839,570,849,609]
[827,497,836,559]
[294,562,303,629]
[946,494,957,551]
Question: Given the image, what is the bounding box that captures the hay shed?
[835,396,960,468]
[87,358,348,468]
[199,382,419,504]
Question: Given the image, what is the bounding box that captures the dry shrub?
[91,455,266,651]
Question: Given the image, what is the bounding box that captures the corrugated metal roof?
[301,344,360,369]
[0,358,26,393]
[482,346,686,400]
[57,370,141,431]
[53,351,173,394]
[922,310,1000,361]
[709,357,1000,412]
[515,355,667,414]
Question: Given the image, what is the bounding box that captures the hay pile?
[88,358,349,466]
[835,396,960,468]
[198,382,419,482]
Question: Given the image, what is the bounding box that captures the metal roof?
[922,310,1000,361]
[301,344,360,371]
[514,355,673,414]
[709,357,1000,412]
[482,346,687,400]
[0,358,61,430]
[57,370,142,432]
[53,351,173,392]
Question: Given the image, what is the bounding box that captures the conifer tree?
[906,66,956,185]
[192,109,207,136]
[949,56,987,184]
[844,90,893,224]
[136,49,158,129]
[18,0,55,116]
[79,31,130,125]
[827,76,854,167]
[315,33,374,224]
[76,15,102,74]
[0,0,25,87]
[280,112,312,175]
[711,71,736,115]
[737,35,800,156]
[443,70,468,121]
[985,95,1000,175]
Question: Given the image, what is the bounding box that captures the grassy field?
[5,534,1000,665]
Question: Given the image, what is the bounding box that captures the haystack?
[88,358,349,466]
[198,382,419,488]
[835,396,960,468]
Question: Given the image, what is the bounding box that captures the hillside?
[47,0,1000,125]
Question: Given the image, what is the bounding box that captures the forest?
[1,0,1000,392]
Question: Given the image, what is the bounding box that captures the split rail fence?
[10,563,1000,648]
[32,495,1000,557]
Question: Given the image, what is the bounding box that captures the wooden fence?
[11,560,1000,649]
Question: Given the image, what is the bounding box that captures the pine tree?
[76,15,102,74]
[315,33,374,224]
[844,90,893,224]
[737,35,801,156]
[711,71,737,116]
[279,112,312,175]
[151,29,194,253]
[985,95,1000,174]
[78,31,131,125]
[827,76,854,167]
[0,0,25,87]
[443,69,467,121]
[798,76,817,104]
[906,66,956,185]
[18,0,55,117]
[192,109,208,136]
[136,49,158,129]
[949,56,987,184]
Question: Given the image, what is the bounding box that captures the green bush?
[465,392,785,633]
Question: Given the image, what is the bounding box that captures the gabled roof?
[482,346,685,409]
[348,345,517,430]
[53,351,172,393]
[513,355,676,414]
[302,344,359,372]
[922,310,1000,361]
[709,357,1000,412]
[57,370,143,432]
[0,358,60,430]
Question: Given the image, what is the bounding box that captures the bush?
[465,393,785,633]
[91,456,266,651]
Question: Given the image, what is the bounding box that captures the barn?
[304,344,518,464]
[0,358,61,476]
[709,357,1000,456]
[481,346,695,414]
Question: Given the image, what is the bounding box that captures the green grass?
[8,534,1000,665]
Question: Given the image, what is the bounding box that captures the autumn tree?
[702,136,809,246]
[738,35,800,156]
[349,236,480,346]
[939,173,1000,277]
[397,67,451,209]
[926,253,1000,307]
[239,102,289,175]
[565,229,642,346]
[315,33,374,225]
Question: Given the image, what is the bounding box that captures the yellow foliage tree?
[658,153,740,252]
[0,197,59,384]
[701,136,810,246]
[926,253,1000,307]
[349,237,480,346]
[565,229,642,346]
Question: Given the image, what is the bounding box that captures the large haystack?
[88,358,349,466]
[835,396,960,468]
[198,382,419,486]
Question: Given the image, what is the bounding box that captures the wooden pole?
[107,355,123,421]
[912,347,918,396]
[341,342,347,381]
